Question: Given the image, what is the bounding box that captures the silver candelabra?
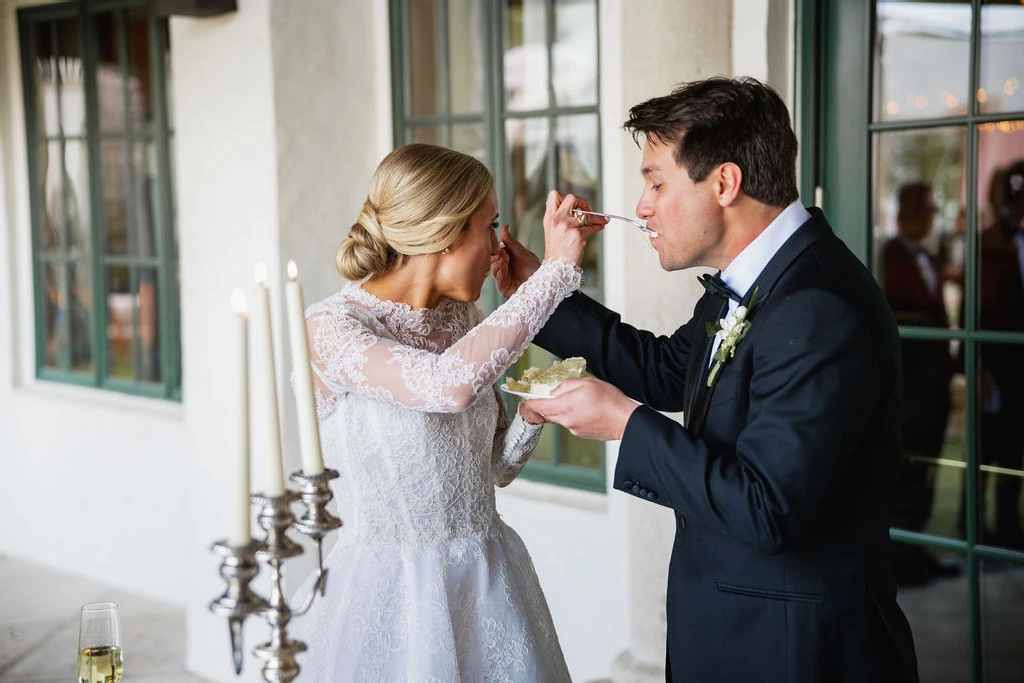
[209,468,342,682]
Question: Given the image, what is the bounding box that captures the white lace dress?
[289,259,581,683]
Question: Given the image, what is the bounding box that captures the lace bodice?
[304,259,581,544]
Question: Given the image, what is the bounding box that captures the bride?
[290,143,605,681]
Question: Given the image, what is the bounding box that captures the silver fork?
[572,208,659,238]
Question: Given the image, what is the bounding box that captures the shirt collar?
[721,200,810,299]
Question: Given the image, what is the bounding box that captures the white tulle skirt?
[289,522,571,683]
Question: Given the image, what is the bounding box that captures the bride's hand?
[542,191,607,266]
[518,400,548,425]
[492,224,541,299]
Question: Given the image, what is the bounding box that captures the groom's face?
[636,137,723,271]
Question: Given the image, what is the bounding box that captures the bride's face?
[438,190,501,302]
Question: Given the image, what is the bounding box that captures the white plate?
[499,383,553,400]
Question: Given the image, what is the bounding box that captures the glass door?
[805,1,1024,680]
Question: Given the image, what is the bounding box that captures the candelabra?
[209,468,341,682]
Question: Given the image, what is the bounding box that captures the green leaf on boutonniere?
[706,287,759,388]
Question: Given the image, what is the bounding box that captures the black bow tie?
[698,272,743,303]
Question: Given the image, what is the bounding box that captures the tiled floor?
[897,553,1024,683]
[0,554,212,683]
[2,552,1022,682]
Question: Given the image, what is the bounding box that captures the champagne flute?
[77,602,123,683]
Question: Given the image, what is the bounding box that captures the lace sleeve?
[490,388,543,487]
[307,259,581,414]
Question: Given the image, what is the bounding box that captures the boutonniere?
[705,288,759,387]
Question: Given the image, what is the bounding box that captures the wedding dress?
[289,259,580,682]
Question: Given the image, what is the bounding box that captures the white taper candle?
[284,260,324,475]
[252,263,285,496]
[228,289,251,545]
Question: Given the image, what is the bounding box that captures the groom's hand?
[522,377,639,441]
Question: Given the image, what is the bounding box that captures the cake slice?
[506,357,586,395]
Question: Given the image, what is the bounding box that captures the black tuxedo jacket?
[535,209,919,683]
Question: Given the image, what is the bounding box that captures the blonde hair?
[336,143,494,281]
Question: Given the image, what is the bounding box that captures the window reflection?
[980,1,1024,116]
[976,343,1024,549]
[552,0,597,108]
[873,127,966,328]
[408,0,440,118]
[448,0,484,115]
[873,1,971,123]
[505,0,549,112]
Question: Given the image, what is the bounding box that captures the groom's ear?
[712,162,743,208]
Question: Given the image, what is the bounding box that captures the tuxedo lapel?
[683,294,723,430]
[687,299,728,435]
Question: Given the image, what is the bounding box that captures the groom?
[495,77,919,683]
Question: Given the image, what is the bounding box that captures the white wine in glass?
[77,602,123,683]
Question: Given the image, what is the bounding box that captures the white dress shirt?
[709,200,811,363]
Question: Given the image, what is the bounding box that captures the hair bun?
[335,199,395,280]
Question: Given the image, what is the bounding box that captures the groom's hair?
[624,77,799,207]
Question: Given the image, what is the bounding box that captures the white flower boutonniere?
[705,288,759,388]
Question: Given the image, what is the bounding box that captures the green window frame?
[389,0,605,492]
[801,1,1024,680]
[18,0,179,401]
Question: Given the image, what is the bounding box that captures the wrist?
[615,401,640,440]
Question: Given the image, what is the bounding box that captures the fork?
[572,208,659,238]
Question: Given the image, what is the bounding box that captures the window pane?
[505,0,548,112]
[126,7,153,129]
[979,1,1024,116]
[69,262,93,373]
[408,0,441,118]
[31,22,60,138]
[872,127,966,329]
[976,343,1024,549]
[556,114,599,288]
[410,125,441,145]
[63,139,91,256]
[133,138,158,257]
[553,0,597,107]
[55,19,86,137]
[94,11,124,133]
[531,420,556,464]
[106,265,132,379]
[562,431,601,470]
[505,116,548,254]
[450,122,485,161]
[37,141,62,252]
[873,1,970,122]
[981,559,1024,682]
[895,555,969,682]
[41,262,68,368]
[137,268,161,382]
[555,114,598,200]
[102,138,128,254]
[448,0,484,115]
[892,376,965,544]
[976,123,1024,333]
